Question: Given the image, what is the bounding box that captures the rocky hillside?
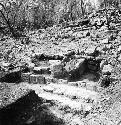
[1,9,121,125]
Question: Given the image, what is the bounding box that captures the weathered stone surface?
[58,79,68,84]
[41,66,50,74]
[102,64,112,74]
[21,72,32,83]
[77,81,86,88]
[28,62,35,72]
[65,58,85,72]
[0,62,11,71]
[0,71,6,79]
[33,67,42,74]
[44,75,57,83]
[65,58,86,80]
[33,65,50,74]
[101,38,109,44]
[51,64,64,78]
[86,81,97,91]
[30,74,46,84]
[77,58,87,76]
[49,60,61,66]
[87,58,100,73]
[85,47,96,55]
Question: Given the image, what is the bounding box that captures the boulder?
[86,81,97,91]
[65,58,87,80]
[49,60,61,66]
[102,64,112,74]
[100,60,108,70]
[51,64,64,78]
[85,47,96,56]
[30,74,46,84]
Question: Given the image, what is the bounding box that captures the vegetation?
[0,0,121,38]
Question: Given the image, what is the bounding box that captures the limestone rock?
[77,81,86,88]
[85,47,96,55]
[102,64,112,74]
[33,67,42,74]
[44,75,57,83]
[21,72,32,83]
[30,74,46,84]
[33,66,50,74]
[51,64,64,78]
[86,81,97,91]
[49,60,61,66]
[28,63,35,72]
[65,58,86,80]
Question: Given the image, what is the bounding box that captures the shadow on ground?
[0,90,65,125]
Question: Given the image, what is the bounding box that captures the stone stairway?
[26,79,121,125]
[27,81,100,125]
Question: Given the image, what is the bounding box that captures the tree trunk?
[81,0,84,18]
[0,10,17,38]
[104,0,110,29]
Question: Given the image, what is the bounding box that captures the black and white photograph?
[0,0,121,125]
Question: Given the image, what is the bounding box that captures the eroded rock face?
[51,64,65,78]
[65,58,87,81]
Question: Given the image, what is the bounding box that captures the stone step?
[33,66,51,74]
[30,74,46,84]
[40,83,98,103]
[21,72,32,83]
[68,80,98,92]
[37,91,93,112]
